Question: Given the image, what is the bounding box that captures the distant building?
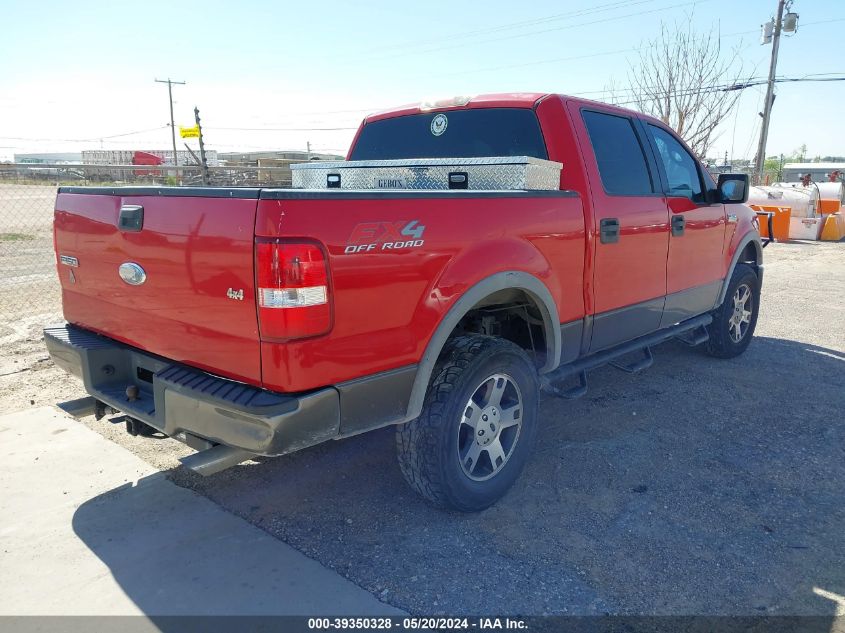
[14,152,82,164]
[218,150,343,165]
[782,162,845,182]
[81,149,219,167]
[706,161,734,175]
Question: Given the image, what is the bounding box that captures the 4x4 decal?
[344,220,426,254]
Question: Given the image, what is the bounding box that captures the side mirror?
[717,173,749,204]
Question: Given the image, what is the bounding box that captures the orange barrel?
[751,205,791,241]
[817,182,844,214]
[819,198,841,214]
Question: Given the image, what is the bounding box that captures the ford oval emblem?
[118,262,147,286]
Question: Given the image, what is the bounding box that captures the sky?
[0,0,842,162]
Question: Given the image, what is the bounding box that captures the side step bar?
[542,314,712,399]
[674,323,710,347]
[609,347,654,374]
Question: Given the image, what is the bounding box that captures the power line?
[436,48,636,78]
[434,32,742,80]
[0,124,355,145]
[0,126,169,143]
[564,73,845,105]
[94,125,172,141]
[434,18,845,82]
[4,60,842,154]
[6,75,841,148]
[359,0,660,56]
[208,143,350,152]
[207,126,358,132]
[356,0,718,62]
[363,14,845,100]
[741,89,766,161]
[360,0,740,62]
[6,74,841,145]
[724,16,845,37]
[610,75,845,106]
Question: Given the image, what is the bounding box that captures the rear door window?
[350,108,548,160]
[582,110,655,195]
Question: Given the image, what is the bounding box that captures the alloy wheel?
[728,283,753,343]
[457,373,523,481]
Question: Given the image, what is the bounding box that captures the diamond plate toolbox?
[290,156,562,191]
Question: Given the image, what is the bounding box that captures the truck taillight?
[255,240,331,340]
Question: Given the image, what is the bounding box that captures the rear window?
[349,108,548,160]
[582,110,655,196]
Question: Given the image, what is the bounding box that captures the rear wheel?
[395,336,539,512]
[705,263,760,358]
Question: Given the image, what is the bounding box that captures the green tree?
[764,156,781,172]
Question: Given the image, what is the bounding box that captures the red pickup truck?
[46,93,761,511]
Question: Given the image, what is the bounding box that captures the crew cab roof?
[363,92,665,127]
[365,93,550,123]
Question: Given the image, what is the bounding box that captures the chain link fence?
[0,181,60,364]
[0,163,298,334]
[0,159,790,336]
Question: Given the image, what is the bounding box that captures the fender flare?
[403,271,561,422]
[714,231,763,308]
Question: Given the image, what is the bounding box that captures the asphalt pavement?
[166,241,845,615]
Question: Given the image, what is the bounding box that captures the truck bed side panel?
[255,191,585,393]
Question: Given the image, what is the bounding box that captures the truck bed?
[55,186,585,396]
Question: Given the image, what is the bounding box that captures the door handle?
[118,205,144,232]
[671,214,685,237]
[599,218,620,244]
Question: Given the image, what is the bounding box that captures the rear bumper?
[44,324,340,456]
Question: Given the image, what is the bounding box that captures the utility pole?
[194,106,210,186]
[306,141,311,159]
[754,0,787,184]
[155,78,186,169]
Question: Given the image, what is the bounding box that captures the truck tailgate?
[54,189,262,385]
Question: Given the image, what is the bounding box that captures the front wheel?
[395,336,539,512]
[705,263,760,358]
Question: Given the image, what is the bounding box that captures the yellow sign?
[179,125,200,139]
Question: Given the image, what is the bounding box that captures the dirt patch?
[0,232,35,241]
[0,315,76,414]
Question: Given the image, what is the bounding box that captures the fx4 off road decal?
[344,220,426,254]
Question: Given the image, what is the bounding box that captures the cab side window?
[582,110,654,196]
[647,125,705,203]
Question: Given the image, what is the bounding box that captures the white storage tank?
[748,185,819,218]
[815,181,845,205]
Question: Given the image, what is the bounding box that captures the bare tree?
[615,22,749,158]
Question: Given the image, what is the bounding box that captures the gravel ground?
[0,184,60,317]
[2,239,843,616]
[0,184,63,406]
